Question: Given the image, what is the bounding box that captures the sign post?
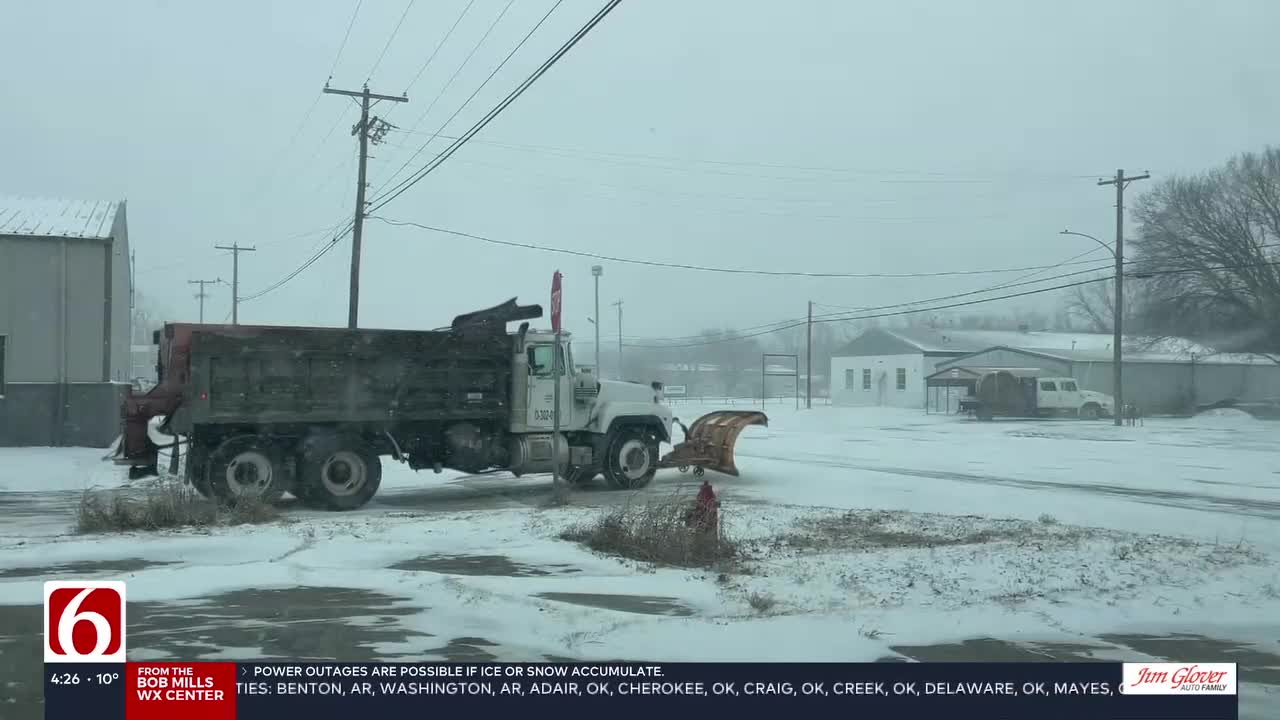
[550,271,563,487]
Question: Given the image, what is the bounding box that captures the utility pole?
[806,300,813,409]
[129,250,136,343]
[188,279,221,323]
[612,300,623,379]
[1097,168,1150,427]
[214,243,256,325]
[323,82,408,328]
[592,265,603,377]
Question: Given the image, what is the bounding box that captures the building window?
[1040,381,1057,391]
[862,369,871,390]
[844,369,854,389]
[896,368,906,391]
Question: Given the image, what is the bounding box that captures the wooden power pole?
[1097,168,1149,427]
[806,300,813,409]
[214,243,255,325]
[323,82,408,329]
[188,278,221,323]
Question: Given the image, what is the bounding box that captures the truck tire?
[1078,403,1101,420]
[206,435,287,504]
[602,427,658,490]
[297,436,382,511]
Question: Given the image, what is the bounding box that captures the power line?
[377,0,566,198]
[367,0,417,82]
[386,128,1106,182]
[622,261,1119,346]
[368,0,625,213]
[374,0,518,195]
[434,157,1021,223]
[625,260,1280,348]
[367,217,1119,279]
[239,222,354,302]
[404,0,478,95]
[328,0,366,82]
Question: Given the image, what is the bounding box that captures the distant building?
[0,196,132,446]
[829,326,1214,410]
[928,345,1280,415]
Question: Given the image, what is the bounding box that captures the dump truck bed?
[173,325,514,432]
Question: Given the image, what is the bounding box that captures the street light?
[591,265,603,378]
[1059,229,1115,258]
[1061,228,1124,426]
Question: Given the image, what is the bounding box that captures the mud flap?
[658,410,768,477]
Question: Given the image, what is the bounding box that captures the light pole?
[591,265,603,377]
[1061,228,1123,426]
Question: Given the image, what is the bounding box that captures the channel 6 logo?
[44,581,127,663]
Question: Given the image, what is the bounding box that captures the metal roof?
[873,326,1213,356]
[926,366,1044,382]
[0,195,120,239]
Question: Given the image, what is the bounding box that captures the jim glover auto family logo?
[1120,663,1237,695]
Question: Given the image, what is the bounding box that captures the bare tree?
[697,329,761,397]
[1130,146,1280,356]
[1064,281,1145,333]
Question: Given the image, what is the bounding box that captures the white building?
[829,326,1211,409]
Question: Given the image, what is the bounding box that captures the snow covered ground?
[1,402,1277,716]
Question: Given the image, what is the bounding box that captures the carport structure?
[925,366,1043,414]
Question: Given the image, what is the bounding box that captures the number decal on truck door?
[534,409,554,422]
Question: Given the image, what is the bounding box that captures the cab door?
[526,343,567,429]
[1037,379,1061,412]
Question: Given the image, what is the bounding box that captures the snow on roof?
[927,365,1045,380]
[1024,347,1280,366]
[0,195,120,239]
[883,327,1214,356]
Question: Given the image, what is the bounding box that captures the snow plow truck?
[111,298,766,510]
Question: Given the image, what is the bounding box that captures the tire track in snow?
[737,451,1280,521]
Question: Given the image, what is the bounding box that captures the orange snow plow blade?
[658,410,768,478]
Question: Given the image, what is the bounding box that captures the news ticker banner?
[44,661,1238,720]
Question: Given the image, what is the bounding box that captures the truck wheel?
[298,436,381,511]
[602,427,658,490]
[1078,403,1101,420]
[207,435,287,504]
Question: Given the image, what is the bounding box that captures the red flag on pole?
[551,271,563,334]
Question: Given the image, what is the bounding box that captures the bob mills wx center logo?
[1120,663,1236,695]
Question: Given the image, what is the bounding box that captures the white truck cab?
[509,328,674,488]
[1034,377,1115,419]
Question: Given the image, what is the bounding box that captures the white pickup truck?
[960,372,1115,420]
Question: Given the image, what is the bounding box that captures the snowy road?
[1,403,1278,718]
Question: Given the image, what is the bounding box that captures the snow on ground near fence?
[0,402,1277,675]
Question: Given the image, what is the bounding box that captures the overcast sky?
[3,0,1279,353]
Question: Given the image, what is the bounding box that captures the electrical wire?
[374,0,519,195]
[368,0,625,213]
[367,217,1118,279]
[624,260,1280,348]
[238,221,355,302]
[367,0,417,82]
[328,0,365,82]
[375,0,564,197]
[404,0,479,95]
[387,128,1106,182]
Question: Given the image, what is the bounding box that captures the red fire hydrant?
[685,480,719,534]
